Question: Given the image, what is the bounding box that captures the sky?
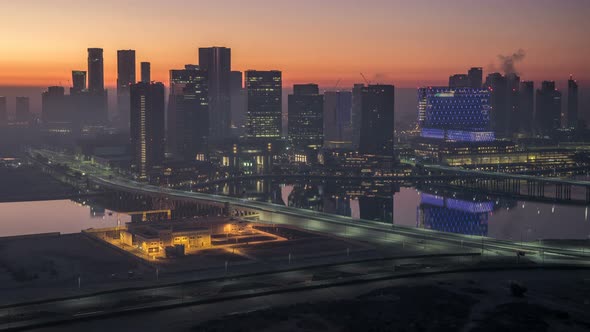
[0,0,589,90]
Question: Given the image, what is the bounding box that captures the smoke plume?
[498,49,526,75]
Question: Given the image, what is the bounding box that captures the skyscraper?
[359,85,395,156]
[449,74,469,88]
[230,71,246,134]
[536,81,562,134]
[87,48,104,94]
[141,62,151,83]
[351,83,364,148]
[568,75,579,128]
[130,82,166,180]
[168,65,209,160]
[117,50,136,128]
[323,91,352,144]
[484,73,509,137]
[71,71,86,95]
[15,97,30,123]
[519,81,534,134]
[245,70,282,139]
[199,47,231,139]
[0,96,6,126]
[288,84,324,149]
[467,67,483,89]
[87,48,107,123]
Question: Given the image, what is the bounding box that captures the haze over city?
[1,1,590,331]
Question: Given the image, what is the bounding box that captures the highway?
[30,149,590,261]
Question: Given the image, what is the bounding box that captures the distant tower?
[359,85,395,156]
[41,86,66,123]
[536,81,562,134]
[323,91,352,144]
[87,48,104,94]
[245,70,282,139]
[117,50,136,128]
[71,71,87,95]
[199,47,231,139]
[449,74,469,88]
[15,97,31,123]
[519,81,534,134]
[467,67,483,89]
[568,75,579,128]
[141,62,151,83]
[288,84,324,149]
[351,83,364,148]
[230,70,246,134]
[0,96,7,126]
[130,82,166,180]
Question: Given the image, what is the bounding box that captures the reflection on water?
[203,179,590,241]
[0,200,129,237]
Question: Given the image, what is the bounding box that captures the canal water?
[0,180,588,242]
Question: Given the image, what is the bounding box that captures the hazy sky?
[1,0,589,88]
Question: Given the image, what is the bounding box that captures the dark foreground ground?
[30,269,590,332]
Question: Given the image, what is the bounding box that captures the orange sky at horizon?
[1,0,589,89]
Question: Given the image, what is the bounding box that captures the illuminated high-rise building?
[230,71,247,134]
[536,81,562,134]
[467,67,483,89]
[71,71,86,95]
[15,97,30,123]
[568,75,579,128]
[199,47,231,139]
[288,84,324,149]
[0,96,6,126]
[245,70,282,139]
[519,81,534,134]
[168,65,209,160]
[417,87,493,142]
[130,82,165,180]
[117,50,136,127]
[141,62,151,83]
[359,85,395,156]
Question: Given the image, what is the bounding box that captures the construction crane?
[333,78,341,90]
[360,73,370,85]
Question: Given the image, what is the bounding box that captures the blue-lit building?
[417,193,491,236]
[418,87,494,142]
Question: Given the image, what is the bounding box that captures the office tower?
[87,48,107,123]
[230,71,247,133]
[168,65,209,160]
[288,84,324,149]
[130,82,166,180]
[41,86,67,122]
[351,83,364,148]
[359,85,395,156]
[418,87,493,142]
[484,73,511,137]
[323,91,352,144]
[71,71,86,95]
[199,47,231,139]
[117,50,136,127]
[449,74,469,88]
[87,48,104,94]
[245,70,282,139]
[468,67,483,89]
[15,97,30,123]
[141,62,151,83]
[536,81,562,134]
[568,75,579,128]
[506,73,520,135]
[0,96,6,126]
[519,81,534,134]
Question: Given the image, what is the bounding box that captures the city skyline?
[1,0,589,88]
